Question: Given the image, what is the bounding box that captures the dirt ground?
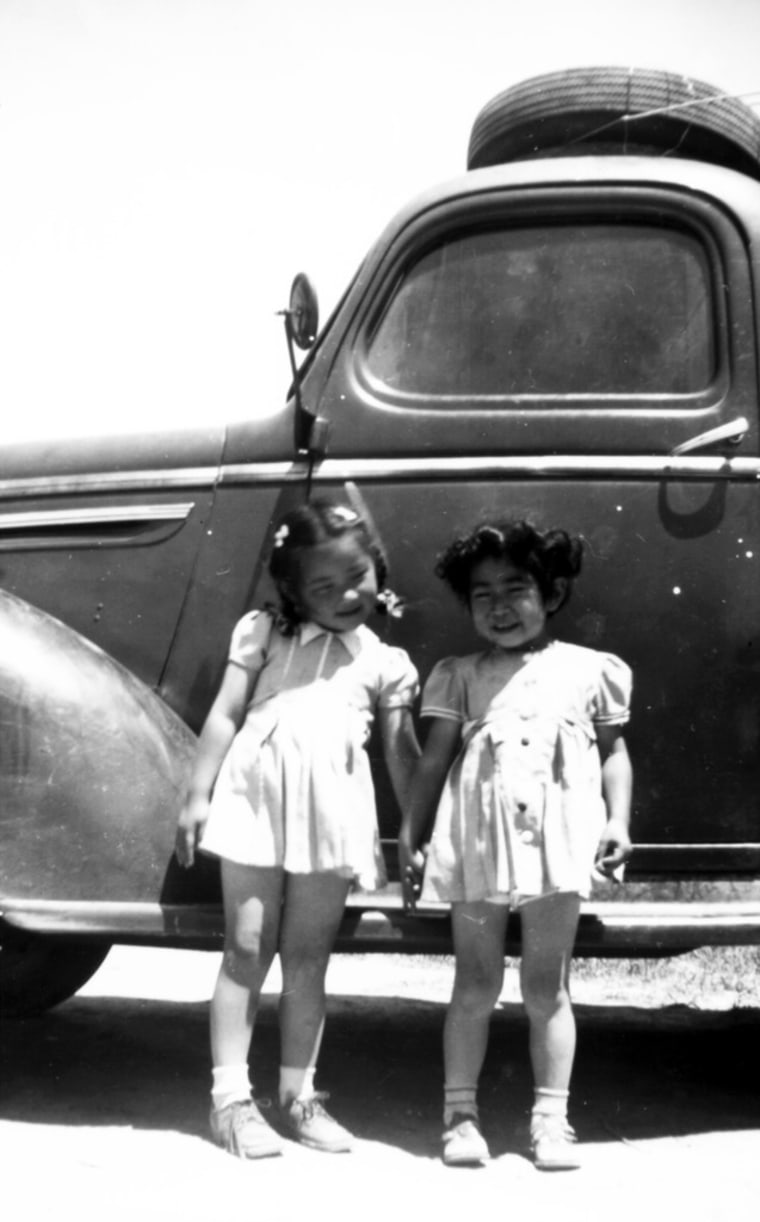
[2,948,760,1222]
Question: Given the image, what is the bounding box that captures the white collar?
[298,620,364,659]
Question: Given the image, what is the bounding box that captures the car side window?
[365,223,715,399]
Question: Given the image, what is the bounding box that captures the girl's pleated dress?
[419,640,632,905]
[200,611,418,890]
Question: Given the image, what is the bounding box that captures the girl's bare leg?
[210,861,284,1068]
[278,871,351,1071]
[444,901,508,1095]
[275,871,354,1152]
[519,891,581,1090]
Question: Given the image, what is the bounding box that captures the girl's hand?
[175,795,211,869]
[399,838,427,911]
[594,818,632,881]
[173,661,254,869]
[399,717,461,911]
[597,727,632,882]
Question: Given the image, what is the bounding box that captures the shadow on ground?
[2,992,759,1159]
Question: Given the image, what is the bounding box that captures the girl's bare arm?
[595,725,633,878]
[378,706,422,810]
[399,717,461,910]
[175,662,254,867]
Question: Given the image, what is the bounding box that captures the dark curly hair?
[435,519,583,615]
[267,498,391,632]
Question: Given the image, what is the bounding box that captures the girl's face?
[468,556,564,651]
[294,533,378,633]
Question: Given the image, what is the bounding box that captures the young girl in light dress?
[399,519,632,1170]
[176,497,420,1159]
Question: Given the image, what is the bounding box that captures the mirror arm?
[279,309,330,458]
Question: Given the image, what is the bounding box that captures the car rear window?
[364,223,715,397]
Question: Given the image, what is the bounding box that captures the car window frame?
[310,182,759,459]
[361,214,720,402]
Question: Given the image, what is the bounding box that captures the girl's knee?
[220,865,282,967]
[223,920,277,976]
[521,969,571,1021]
[452,962,504,1014]
[280,945,330,992]
[220,945,266,991]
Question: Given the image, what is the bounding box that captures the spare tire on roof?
[467,66,760,179]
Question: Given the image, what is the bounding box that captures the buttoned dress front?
[199,611,419,890]
[419,640,632,906]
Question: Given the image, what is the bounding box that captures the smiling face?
[294,533,379,633]
[468,556,564,651]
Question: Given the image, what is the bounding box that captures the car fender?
[0,588,198,907]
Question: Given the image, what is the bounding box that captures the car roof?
[364,154,760,249]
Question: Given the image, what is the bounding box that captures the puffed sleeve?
[591,652,632,725]
[228,610,272,673]
[377,645,420,709]
[420,657,466,722]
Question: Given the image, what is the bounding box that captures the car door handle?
[670,417,749,456]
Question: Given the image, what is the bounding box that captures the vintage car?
[4,66,760,1015]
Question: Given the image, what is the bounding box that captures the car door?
[294,164,760,880]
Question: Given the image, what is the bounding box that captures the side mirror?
[288,273,319,350]
[279,274,328,460]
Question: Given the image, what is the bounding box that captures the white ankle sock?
[532,1087,569,1119]
[211,1064,252,1110]
[279,1065,316,1106]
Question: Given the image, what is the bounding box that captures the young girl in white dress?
[176,498,420,1159]
[399,519,632,1170]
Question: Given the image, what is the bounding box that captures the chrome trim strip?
[0,503,196,530]
[0,453,758,501]
[221,455,760,484]
[0,467,219,500]
[217,462,311,485]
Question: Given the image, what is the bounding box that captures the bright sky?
[2,0,760,441]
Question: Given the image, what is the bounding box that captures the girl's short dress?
[420,640,631,906]
[199,611,418,890]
